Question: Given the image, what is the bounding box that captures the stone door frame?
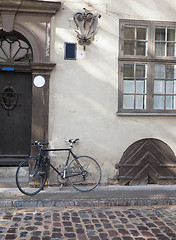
[0,0,61,154]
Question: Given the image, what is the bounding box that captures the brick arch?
[116,138,176,185]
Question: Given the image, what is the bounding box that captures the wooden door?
[0,72,32,166]
[116,138,176,185]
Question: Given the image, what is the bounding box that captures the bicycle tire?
[16,156,47,196]
[67,155,101,192]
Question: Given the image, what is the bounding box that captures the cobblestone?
[0,205,176,239]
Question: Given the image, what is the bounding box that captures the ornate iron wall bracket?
[74,8,101,50]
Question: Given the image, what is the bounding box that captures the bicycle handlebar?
[32,139,79,148]
[32,141,49,147]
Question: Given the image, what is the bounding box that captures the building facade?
[1,0,176,186]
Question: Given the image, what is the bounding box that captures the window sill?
[118,57,176,63]
[116,112,176,116]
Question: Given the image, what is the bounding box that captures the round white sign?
[34,76,45,87]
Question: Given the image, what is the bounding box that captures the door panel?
[0,72,32,166]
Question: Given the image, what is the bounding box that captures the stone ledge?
[0,0,61,14]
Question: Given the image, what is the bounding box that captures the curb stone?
[0,197,176,208]
[1,185,176,207]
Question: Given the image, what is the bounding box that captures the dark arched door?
[0,71,32,165]
[0,31,33,166]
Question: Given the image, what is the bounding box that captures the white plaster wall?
[49,0,176,184]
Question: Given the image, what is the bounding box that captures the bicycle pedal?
[59,183,64,190]
[39,171,45,176]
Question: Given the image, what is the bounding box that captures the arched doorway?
[116,138,176,185]
[0,1,61,167]
[0,32,33,165]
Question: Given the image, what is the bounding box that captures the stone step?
[0,179,16,188]
[0,167,17,178]
[0,167,17,188]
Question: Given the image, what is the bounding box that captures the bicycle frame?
[40,147,78,178]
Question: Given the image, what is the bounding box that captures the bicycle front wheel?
[16,157,47,196]
[67,156,101,192]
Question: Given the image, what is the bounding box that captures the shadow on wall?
[115,138,176,186]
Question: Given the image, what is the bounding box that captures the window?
[118,20,176,115]
[0,31,33,63]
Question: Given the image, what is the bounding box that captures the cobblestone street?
[0,205,176,240]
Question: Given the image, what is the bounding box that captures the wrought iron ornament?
[1,85,18,111]
[74,8,101,50]
[0,82,22,116]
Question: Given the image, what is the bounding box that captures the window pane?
[155,42,165,56]
[166,96,173,109]
[124,41,135,55]
[153,96,164,109]
[0,48,6,61]
[136,64,147,78]
[155,28,165,41]
[136,42,146,55]
[136,95,146,109]
[123,80,135,93]
[167,43,176,56]
[166,81,174,94]
[167,29,176,41]
[166,65,176,79]
[123,95,134,109]
[155,64,165,79]
[166,80,176,94]
[124,27,135,39]
[137,27,147,40]
[136,80,146,93]
[124,64,134,77]
[1,41,10,56]
[154,80,165,94]
[174,96,176,109]
[165,96,176,110]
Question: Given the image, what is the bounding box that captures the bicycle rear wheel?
[67,155,101,191]
[16,157,47,196]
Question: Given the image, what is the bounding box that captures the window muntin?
[119,20,176,114]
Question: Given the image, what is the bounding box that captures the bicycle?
[16,139,101,196]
